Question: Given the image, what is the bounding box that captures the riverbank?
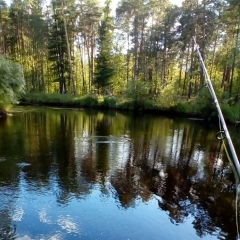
[19,92,240,123]
[0,104,10,118]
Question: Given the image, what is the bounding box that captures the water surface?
[0,106,239,240]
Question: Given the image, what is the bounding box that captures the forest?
[0,0,239,120]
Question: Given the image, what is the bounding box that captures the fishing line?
[236,182,240,240]
[237,184,240,240]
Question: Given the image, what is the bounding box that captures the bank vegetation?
[0,0,239,122]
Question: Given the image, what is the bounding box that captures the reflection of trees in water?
[161,140,236,238]
[0,109,239,239]
[110,155,153,208]
[0,209,16,239]
[0,212,16,240]
[0,183,19,240]
[46,112,240,238]
[109,118,238,239]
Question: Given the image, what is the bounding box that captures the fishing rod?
[193,37,240,180]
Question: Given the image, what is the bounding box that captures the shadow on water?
[0,106,239,239]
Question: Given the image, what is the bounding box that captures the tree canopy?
[94,0,115,92]
[0,0,239,111]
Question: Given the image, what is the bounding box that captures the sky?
[5,0,184,8]
[108,0,183,12]
[170,0,183,6]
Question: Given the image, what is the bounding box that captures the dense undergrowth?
[19,92,240,124]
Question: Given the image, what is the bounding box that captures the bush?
[22,93,74,105]
[175,101,194,114]
[124,80,151,101]
[78,95,100,106]
[221,103,240,123]
[0,55,25,114]
[19,90,240,124]
[103,97,117,108]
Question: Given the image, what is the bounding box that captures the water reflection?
[0,107,239,239]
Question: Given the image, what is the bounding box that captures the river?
[0,106,239,240]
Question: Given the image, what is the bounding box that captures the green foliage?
[0,55,25,111]
[1,0,240,123]
[175,101,194,115]
[124,80,151,101]
[174,88,217,119]
[20,91,240,123]
[103,96,117,108]
[22,92,73,104]
[21,93,104,108]
[115,97,135,110]
[94,0,116,91]
[155,82,179,109]
[221,103,240,123]
[79,95,102,107]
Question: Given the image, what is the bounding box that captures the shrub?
[124,80,151,101]
[221,103,240,123]
[103,97,117,108]
[0,55,25,115]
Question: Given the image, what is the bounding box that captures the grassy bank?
[19,92,240,123]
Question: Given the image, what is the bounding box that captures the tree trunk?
[133,15,139,82]
[182,44,190,95]
[62,5,76,95]
[41,57,45,93]
[78,39,86,94]
[90,36,95,87]
[210,31,218,79]
[126,31,130,82]
[229,19,240,97]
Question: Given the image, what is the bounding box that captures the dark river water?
[0,106,240,240]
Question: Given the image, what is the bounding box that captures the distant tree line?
[0,0,239,104]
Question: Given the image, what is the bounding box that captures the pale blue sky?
[111,0,183,8]
[5,0,183,8]
[170,0,183,6]
[107,0,183,13]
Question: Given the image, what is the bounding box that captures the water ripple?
[57,215,80,234]
[39,209,51,224]
[12,206,24,221]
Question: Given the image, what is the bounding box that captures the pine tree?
[75,0,102,93]
[48,0,68,94]
[94,0,115,93]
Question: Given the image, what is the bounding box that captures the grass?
[19,92,240,123]
[20,93,154,111]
